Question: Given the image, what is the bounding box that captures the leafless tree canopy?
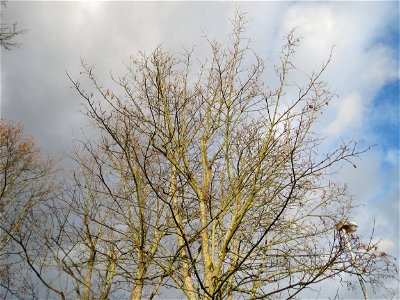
[0,11,397,300]
[0,121,60,299]
[0,0,26,50]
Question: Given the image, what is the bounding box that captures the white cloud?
[373,238,395,252]
[385,149,400,166]
[360,45,398,92]
[255,2,398,154]
[325,93,363,136]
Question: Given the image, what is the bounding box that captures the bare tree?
[0,10,396,300]
[45,133,172,300]
[0,0,26,50]
[63,11,397,300]
[0,120,65,299]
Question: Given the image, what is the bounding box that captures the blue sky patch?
[369,79,399,152]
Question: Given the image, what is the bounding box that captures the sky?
[1,1,399,299]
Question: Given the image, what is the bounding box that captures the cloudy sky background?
[1,1,399,298]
